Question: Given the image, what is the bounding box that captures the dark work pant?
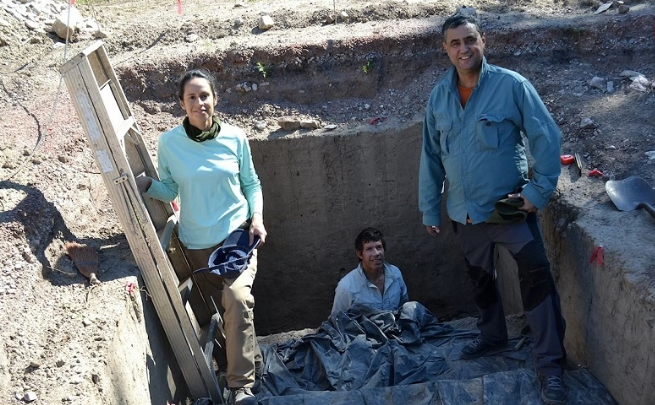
[452,213,567,376]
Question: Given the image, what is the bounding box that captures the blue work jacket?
[419,58,561,226]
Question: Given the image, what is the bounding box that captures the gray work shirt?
[331,262,409,316]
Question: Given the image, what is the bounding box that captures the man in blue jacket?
[419,13,567,405]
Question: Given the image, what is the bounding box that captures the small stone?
[82,319,92,327]
[70,377,84,384]
[94,29,109,39]
[185,33,198,43]
[580,117,597,129]
[24,392,37,402]
[300,120,319,130]
[254,121,267,131]
[588,76,605,90]
[606,81,614,93]
[56,359,66,367]
[233,17,243,27]
[29,360,41,368]
[324,124,338,130]
[325,14,335,24]
[277,117,301,131]
[455,6,477,16]
[618,4,629,13]
[259,15,274,31]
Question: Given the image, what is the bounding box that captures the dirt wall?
[250,121,478,334]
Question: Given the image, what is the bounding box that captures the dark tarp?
[254,302,617,405]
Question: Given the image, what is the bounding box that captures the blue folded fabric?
[193,228,260,279]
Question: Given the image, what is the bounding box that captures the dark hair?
[441,13,483,36]
[177,69,218,100]
[355,227,386,253]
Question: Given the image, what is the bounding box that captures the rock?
[606,81,614,93]
[24,19,40,31]
[339,11,349,20]
[233,17,243,28]
[618,4,629,13]
[324,124,338,130]
[580,117,597,129]
[259,15,274,31]
[619,70,643,78]
[23,392,37,402]
[456,6,477,16]
[588,76,606,90]
[254,121,267,131]
[93,28,109,39]
[277,117,301,131]
[52,6,83,41]
[594,2,612,14]
[325,14,335,24]
[629,76,649,92]
[185,33,198,43]
[300,120,319,129]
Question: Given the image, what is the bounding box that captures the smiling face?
[179,77,217,131]
[357,240,385,276]
[443,22,486,77]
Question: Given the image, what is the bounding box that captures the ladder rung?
[178,277,193,305]
[157,214,178,250]
[115,115,135,139]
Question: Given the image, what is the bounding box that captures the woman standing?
[138,69,265,405]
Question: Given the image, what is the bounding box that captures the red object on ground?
[588,168,603,177]
[126,281,137,293]
[369,117,387,125]
[589,246,604,265]
[560,154,574,165]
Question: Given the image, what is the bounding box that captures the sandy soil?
[1,0,655,404]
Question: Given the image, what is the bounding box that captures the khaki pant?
[184,245,261,389]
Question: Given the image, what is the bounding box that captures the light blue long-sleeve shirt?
[145,123,263,249]
[419,58,561,227]
[331,263,409,315]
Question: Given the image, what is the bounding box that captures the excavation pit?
[75,8,655,405]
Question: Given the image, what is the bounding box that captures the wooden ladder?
[59,40,224,403]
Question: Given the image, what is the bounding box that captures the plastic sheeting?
[255,302,617,405]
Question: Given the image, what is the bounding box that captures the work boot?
[230,387,257,405]
[460,338,507,360]
[540,375,567,405]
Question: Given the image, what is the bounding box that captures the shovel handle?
[639,203,655,219]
